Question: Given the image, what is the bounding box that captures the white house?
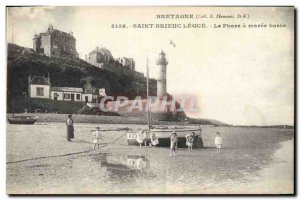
[51,87,83,101]
[29,75,105,103]
[28,76,51,99]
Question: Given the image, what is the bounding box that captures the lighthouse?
[156,50,168,98]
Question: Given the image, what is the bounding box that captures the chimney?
[85,55,88,61]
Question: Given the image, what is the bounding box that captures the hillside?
[7,43,157,112]
[6,43,229,126]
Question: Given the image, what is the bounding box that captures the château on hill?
[7,43,157,112]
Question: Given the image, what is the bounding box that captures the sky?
[6,6,294,125]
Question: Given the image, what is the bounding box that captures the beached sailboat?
[126,53,203,148]
[8,115,38,125]
[8,70,39,125]
[127,126,203,148]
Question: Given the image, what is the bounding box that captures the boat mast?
[146,53,151,130]
[12,25,14,44]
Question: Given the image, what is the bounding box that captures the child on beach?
[185,132,195,151]
[215,132,222,154]
[170,132,178,156]
[92,127,103,150]
[136,130,147,147]
[150,132,159,147]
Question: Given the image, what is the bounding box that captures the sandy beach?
[6,123,294,194]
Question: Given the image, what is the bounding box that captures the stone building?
[33,24,79,59]
[116,57,135,70]
[86,46,144,77]
[85,46,113,68]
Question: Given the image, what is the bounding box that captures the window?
[63,93,70,99]
[76,94,81,100]
[36,87,44,96]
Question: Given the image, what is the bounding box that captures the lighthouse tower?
[156,50,168,98]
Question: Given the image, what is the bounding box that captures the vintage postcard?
[6,6,294,195]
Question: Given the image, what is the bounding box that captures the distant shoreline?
[6,113,294,128]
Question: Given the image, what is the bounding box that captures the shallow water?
[7,123,294,194]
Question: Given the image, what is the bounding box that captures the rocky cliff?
[7,43,157,112]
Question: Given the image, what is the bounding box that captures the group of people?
[66,115,223,153]
[136,131,159,147]
[66,114,104,149]
[169,131,223,156]
[169,131,195,156]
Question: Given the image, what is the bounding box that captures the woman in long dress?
[66,114,74,141]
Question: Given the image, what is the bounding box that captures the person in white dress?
[92,127,103,150]
[170,132,178,156]
[150,132,159,147]
[136,130,147,147]
[214,132,222,154]
[185,132,195,151]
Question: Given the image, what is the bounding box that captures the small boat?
[8,82,38,124]
[8,115,38,125]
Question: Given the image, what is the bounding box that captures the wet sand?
[6,123,294,194]
[244,139,294,194]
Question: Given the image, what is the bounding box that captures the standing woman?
[66,114,74,141]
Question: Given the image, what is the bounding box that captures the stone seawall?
[7,113,191,125]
